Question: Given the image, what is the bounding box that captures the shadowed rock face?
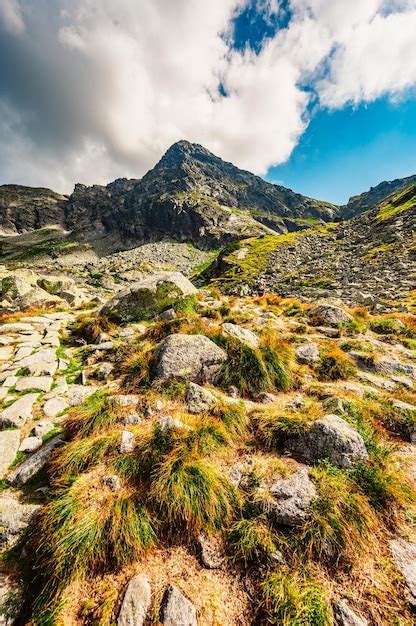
[0,141,338,249]
[0,185,66,235]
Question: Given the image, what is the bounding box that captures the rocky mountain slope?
[0,186,66,235]
[1,141,338,249]
[0,270,415,625]
[205,181,416,312]
[342,173,416,219]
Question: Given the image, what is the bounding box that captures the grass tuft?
[260,571,331,625]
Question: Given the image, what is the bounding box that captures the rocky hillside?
[0,141,338,249]
[205,182,416,312]
[0,186,66,235]
[342,173,416,219]
[0,270,415,625]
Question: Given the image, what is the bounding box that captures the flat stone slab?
[7,434,64,486]
[0,323,34,334]
[0,430,20,478]
[0,347,13,361]
[43,397,68,418]
[15,376,53,393]
[2,376,18,388]
[17,349,58,376]
[0,393,39,428]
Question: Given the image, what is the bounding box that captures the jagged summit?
[0,140,415,252]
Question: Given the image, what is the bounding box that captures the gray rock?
[19,436,42,453]
[18,348,58,376]
[161,585,197,626]
[0,573,20,626]
[0,431,20,478]
[322,397,348,414]
[333,599,368,626]
[390,538,416,607]
[222,323,259,349]
[157,415,191,433]
[309,304,353,327]
[159,308,177,321]
[120,431,135,454]
[197,534,223,569]
[100,272,198,323]
[0,494,40,549]
[8,434,64,486]
[117,574,151,626]
[287,414,369,468]
[295,343,320,365]
[66,385,98,407]
[0,393,39,428]
[112,394,141,407]
[265,468,317,527]
[255,392,279,404]
[15,376,53,393]
[103,474,121,492]
[94,362,114,380]
[154,334,227,384]
[389,398,416,412]
[186,383,217,414]
[33,420,54,438]
[43,396,69,418]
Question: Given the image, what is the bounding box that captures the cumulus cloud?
[0,0,25,34]
[0,0,415,192]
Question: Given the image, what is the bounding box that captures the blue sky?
[267,95,416,204]
[231,2,416,205]
[0,1,416,201]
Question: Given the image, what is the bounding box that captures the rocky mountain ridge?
[1,141,415,255]
[0,141,343,246]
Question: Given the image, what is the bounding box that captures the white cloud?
[0,0,415,192]
[0,0,25,34]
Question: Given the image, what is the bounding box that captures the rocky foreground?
[0,269,415,625]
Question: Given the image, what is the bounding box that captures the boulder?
[287,415,369,469]
[186,383,217,414]
[0,494,40,549]
[264,469,317,527]
[19,436,42,453]
[0,393,39,428]
[390,539,416,607]
[8,434,64,486]
[221,323,259,349]
[37,275,76,295]
[0,274,62,313]
[161,585,197,626]
[154,334,227,384]
[295,343,320,365]
[333,599,368,626]
[100,272,198,322]
[0,431,20,478]
[309,304,353,327]
[117,574,151,626]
